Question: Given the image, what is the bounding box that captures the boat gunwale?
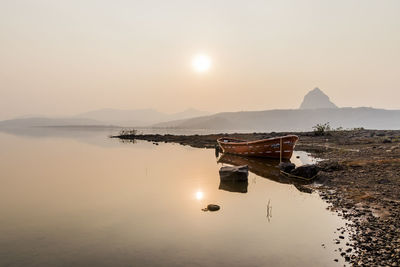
[217,135,299,146]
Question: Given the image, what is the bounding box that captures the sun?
[192,54,211,73]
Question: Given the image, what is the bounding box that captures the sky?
[0,0,399,120]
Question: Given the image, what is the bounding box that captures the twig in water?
[266,199,272,222]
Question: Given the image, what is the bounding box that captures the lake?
[0,127,349,266]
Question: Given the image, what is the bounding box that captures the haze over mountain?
[2,88,400,132]
[76,108,210,126]
[154,88,400,131]
[0,108,210,128]
[299,87,338,109]
[154,108,400,131]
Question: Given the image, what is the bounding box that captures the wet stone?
[206,204,220,212]
[290,164,319,178]
[279,162,295,173]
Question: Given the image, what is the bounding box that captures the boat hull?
[217,135,299,159]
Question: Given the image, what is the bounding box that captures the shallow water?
[0,128,348,266]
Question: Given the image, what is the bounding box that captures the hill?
[75,108,210,126]
[153,107,400,131]
[299,87,338,109]
[0,108,211,130]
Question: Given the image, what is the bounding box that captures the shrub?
[312,122,331,136]
[119,128,137,136]
[351,127,365,131]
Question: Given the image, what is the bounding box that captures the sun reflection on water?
[195,191,204,200]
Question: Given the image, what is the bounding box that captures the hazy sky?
[1,0,399,120]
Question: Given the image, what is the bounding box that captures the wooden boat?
[217,135,299,159]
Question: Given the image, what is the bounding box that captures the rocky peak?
[299,87,338,109]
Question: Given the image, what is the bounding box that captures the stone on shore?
[290,164,319,178]
[279,162,296,173]
[317,160,343,172]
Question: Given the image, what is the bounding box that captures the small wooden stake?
[280,137,283,163]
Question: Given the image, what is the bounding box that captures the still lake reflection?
[0,129,348,266]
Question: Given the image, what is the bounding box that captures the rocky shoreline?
[307,130,400,266]
[113,129,400,266]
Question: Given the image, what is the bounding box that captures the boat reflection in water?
[217,153,313,194]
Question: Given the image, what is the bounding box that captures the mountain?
[154,107,400,132]
[0,108,211,129]
[76,108,166,126]
[76,108,210,126]
[299,87,338,109]
[168,108,211,121]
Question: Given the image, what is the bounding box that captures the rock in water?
[279,162,296,173]
[219,165,249,182]
[299,87,338,109]
[290,164,319,179]
[207,204,220,211]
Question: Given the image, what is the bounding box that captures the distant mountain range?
[1,88,399,132]
[153,107,400,131]
[0,108,211,129]
[153,88,400,131]
[75,108,210,126]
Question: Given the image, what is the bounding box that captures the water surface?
[0,129,348,266]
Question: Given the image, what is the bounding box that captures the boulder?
[279,162,295,173]
[290,164,319,179]
[219,165,248,182]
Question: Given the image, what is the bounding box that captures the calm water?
[0,128,348,266]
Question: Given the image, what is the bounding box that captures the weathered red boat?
[217,135,299,160]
